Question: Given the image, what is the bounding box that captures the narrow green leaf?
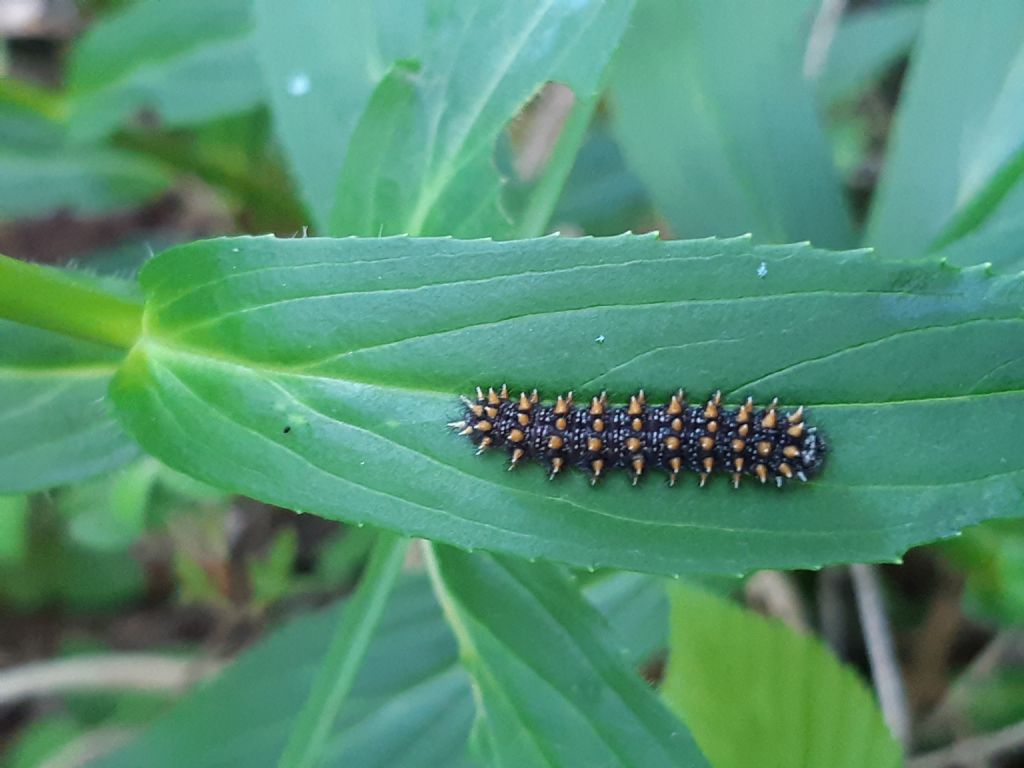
[514,93,603,239]
[94,575,477,768]
[0,495,28,562]
[663,582,902,768]
[926,41,1024,252]
[0,321,137,493]
[329,0,635,237]
[5,715,84,768]
[251,0,425,231]
[277,532,407,768]
[867,0,1024,257]
[0,80,172,218]
[67,0,261,142]
[930,139,1024,254]
[94,569,665,768]
[933,217,1024,275]
[427,546,708,767]
[110,235,1024,574]
[0,148,171,218]
[816,5,924,105]
[609,0,853,247]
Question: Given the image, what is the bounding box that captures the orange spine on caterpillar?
[450,386,825,488]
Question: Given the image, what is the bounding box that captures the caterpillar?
[450,386,825,488]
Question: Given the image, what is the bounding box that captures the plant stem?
[0,253,143,349]
[515,91,601,239]
[276,532,408,768]
[851,563,911,749]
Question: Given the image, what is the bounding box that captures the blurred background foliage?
[1,0,1023,766]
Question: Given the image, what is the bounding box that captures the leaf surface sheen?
[329,0,636,237]
[94,570,668,768]
[251,0,424,231]
[609,0,853,247]
[111,234,1024,575]
[429,547,708,767]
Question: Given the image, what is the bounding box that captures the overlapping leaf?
[663,582,901,768]
[95,569,668,767]
[109,234,1024,575]
[0,86,171,218]
[95,576,476,768]
[609,0,853,247]
[0,320,137,493]
[816,5,924,105]
[867,0,1024,257]
[429,547,707,767]
[67,0,261,142]
[328,0,636,237]
[250,0,424,231]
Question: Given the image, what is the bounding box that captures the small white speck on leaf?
[287,72,311,96]
[757,261,768,278]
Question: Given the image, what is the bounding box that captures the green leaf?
[61,459,160,551]
[428,546,708,767]
[67,0,262,142]
[0,508,145,610]
[816,5,924,105]
[94,575,477,768]
[0,321,137,493]
[110,235,1024,575]
[663,581,902,768]
[933,217,1024,275]
[6,715,85,768]
[925,41,1024,253]
[0,495,28,562]
[0,147,171,218]
[943,519,1024,624]
[328,0,635,237]
[609,0,853,247]
[583,570,668,664]
[277,532,407,768]
[249,527,300,607]
[0,80,66,151]
[94,568,665,768]
[0,80,171,218]
[251,0,424,232]
[867,1,1024,257]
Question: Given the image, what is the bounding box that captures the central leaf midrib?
[140,319,1024,410]
[144,340,1024,509]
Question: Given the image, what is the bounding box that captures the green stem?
[276,532,408,768]
[0,253,143,349]
[515,92,601,239]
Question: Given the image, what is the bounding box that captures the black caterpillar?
[450,386,825,488]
